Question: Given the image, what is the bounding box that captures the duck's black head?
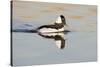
[55,15,66,26]
[60,15,66,25]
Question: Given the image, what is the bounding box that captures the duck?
[12,15,69,34]
[36,15,67,34]
[12,15,69,49]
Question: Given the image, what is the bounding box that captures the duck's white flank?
[38,27,64,33]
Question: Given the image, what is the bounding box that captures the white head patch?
[55,16,62,24]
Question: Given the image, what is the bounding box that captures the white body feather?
[38,27,64,33]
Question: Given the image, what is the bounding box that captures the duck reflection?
[12,30,70,49]
[38,32,68,49]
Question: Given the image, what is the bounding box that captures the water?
[12,31,97,66]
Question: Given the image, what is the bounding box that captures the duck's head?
[55,15,67,26]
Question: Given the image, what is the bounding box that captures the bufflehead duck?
[38,32,65,49]
[13,15,68,33]
[37,15,67,34]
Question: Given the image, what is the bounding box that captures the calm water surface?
[13,31,97,66]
